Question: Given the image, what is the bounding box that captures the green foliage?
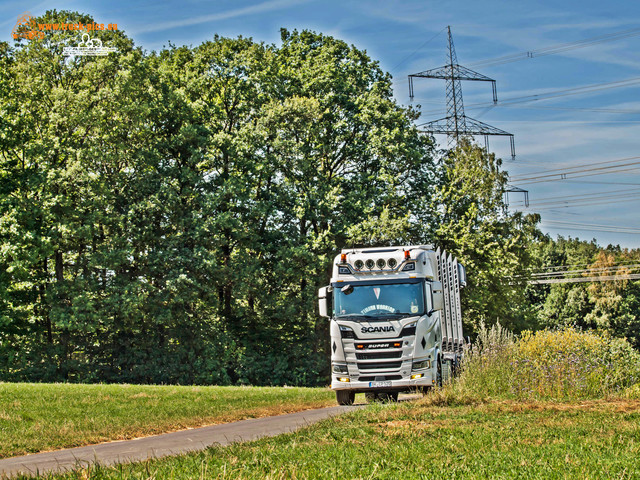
[455,324,640,400]
[454,322,516,399]
[532,237,640,348]
[2,10,636,388]
[431,140,541,334]
[0,17,432,385]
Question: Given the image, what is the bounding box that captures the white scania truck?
[318,245,466,405]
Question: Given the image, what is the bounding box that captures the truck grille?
[356,351,402,360]
[357,361,402,370]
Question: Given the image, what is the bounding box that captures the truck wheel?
[336,390,355,405]
[436,357,443,388]
[443,359,452,384]
[452,357,460,377]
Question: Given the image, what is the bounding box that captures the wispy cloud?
[458,20,640,69]
[131,0,310,35]
[0,0,51,29]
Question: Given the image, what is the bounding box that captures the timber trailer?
[318,245,466,405]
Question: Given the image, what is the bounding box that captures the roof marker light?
[340,253,347,263]
[404,250,411,260]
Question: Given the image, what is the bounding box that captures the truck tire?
[336,390,355,405]
[436,356,443,388]
[452,356,460,377]
[443,359,453,384]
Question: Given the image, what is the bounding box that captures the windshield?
[334,282,424,319]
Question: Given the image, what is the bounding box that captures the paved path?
[0,404,364,478]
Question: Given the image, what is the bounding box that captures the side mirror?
[318,287,330,317]
[341,284,353,295]
[458,264,467,288]
[432,281,443,311]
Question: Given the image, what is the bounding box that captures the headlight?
[412,359,431,370]
[401,321,417,337]
[332,364,348,374]
[339,325,355,339]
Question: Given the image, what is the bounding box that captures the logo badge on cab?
[361,326,395,334]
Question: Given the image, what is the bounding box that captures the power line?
[562,179,640,186]
[512,155,640,177]
[419,77,640,116]
[530,260,640,272]
[390,28,447,74]
[515,195,640,212]
[530,274,640,285]
[540,187,640,198]
[524,262,640,284]
[540,221,640,234]
[514,167,640,186]
[509,156,640,183]
[490,78,640,105]
[488,103,640,115]
[539,223,640,234]
[468,27,640,69]
[530,264,640,278]
[521,188,640,205]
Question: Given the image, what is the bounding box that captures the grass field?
[5,327,640,478]
[33,397,640,479]
[0,383,334,459]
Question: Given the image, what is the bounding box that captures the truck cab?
[318,245,466,405]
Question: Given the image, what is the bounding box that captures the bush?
[455,322,515,399]
[451,324,640,400]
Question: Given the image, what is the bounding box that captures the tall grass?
[441,325,640,402]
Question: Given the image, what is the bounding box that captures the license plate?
[369,381,392,388]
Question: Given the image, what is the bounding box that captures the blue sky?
[3,0,640,248]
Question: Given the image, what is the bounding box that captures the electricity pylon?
[409,26,516,160]
[409,26,526,205]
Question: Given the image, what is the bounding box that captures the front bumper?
[331,373,435,393]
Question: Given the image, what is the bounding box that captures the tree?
[1,21,436,385]
[531,237,640,349]
[430,139,541,334]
